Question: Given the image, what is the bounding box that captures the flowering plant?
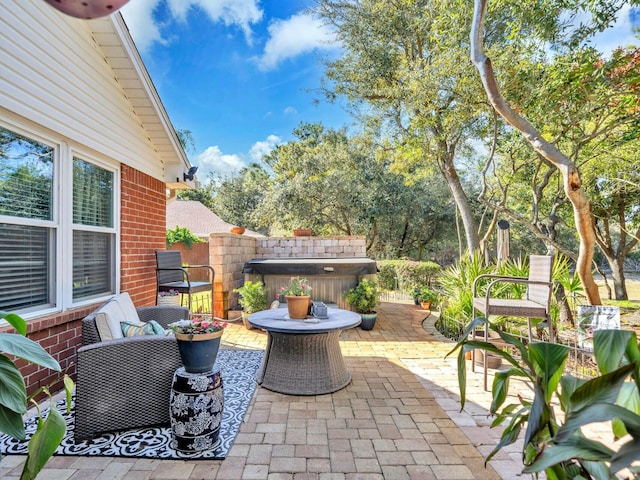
[281,276,312,296]
[168,317,227,335]
[158,289,180,297]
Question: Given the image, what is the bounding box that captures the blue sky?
[120,1,639,182]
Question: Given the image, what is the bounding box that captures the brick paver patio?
[1,302,534,480]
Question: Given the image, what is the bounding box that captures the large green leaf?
[555,403,640,443]
[568,363,635,413]
[457,346,468,408]
[610,437,640,474]
[0,311,27,336]
[528,343,568,403]
[0,354,28,414]
[524,381,551,448]
[612,383,640,439]
[523,435,614,473]
[593,330,634,374]
[20,406,66,480]
[0,404,26,440]
[0,333,60,371]
[491,368,514,413]
[486,415,523,463]
[559,375,586,414]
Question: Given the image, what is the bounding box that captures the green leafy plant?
[165,225,204,249]
[343,279,378,314]
[0,311,74,480]
[281,277,312,297]
[234,281,268,314]
[448,317,640,479]
[418,286,439,307]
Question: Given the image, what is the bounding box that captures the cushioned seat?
[74,293,188,442]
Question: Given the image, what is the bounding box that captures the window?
[0,125,118,314]
[0,129,55,312]
[72,158,116,300]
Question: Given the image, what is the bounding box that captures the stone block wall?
[255,236,367,258]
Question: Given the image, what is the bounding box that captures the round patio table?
[248,307,361,395]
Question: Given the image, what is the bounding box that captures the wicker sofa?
[74,294,188,442]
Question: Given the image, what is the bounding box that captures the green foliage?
[418,286,439,306]
[233,281,268,314]
[165,225,203,249]
[448,318,640,478]
[281,277,312,297]
[377,259,441,292]
[0,311,73,480]
[438,252,493,322]
[343,279,379,314]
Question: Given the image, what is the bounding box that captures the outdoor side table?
[248,307,361,395]
[169,365,224,452]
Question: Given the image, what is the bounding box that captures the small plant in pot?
[418,286,438,310]
[343,279,379,330]
[233,281,268,329]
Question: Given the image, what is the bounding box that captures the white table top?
[248,307,361,333]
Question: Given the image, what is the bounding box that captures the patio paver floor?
[1,302,536,480]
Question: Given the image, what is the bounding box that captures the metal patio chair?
[471,254,554,390]
[155,250,215,315]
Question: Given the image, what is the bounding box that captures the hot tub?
[242,257,377,309]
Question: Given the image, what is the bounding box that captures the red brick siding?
[0,165,167,396]
[120,165,167,306]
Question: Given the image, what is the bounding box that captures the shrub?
[343,279,379,314]
[166,225,203,249]
[233,281,268,313]
[377,259,441,292]
[377,262,397,290]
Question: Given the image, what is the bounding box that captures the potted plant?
[168,317,227,373]
[234,281,268,329]
[418,286,438,310]
[343,279,379,330]
[158,288,181,306]
[280,276,312,319]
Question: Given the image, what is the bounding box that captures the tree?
[314,0,493,254]
[467,0,634,304]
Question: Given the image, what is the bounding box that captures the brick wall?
[1,166,166,396]
[120,165,167,307]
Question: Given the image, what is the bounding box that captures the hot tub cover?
[242,258,377,276]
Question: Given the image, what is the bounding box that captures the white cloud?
[195,146,245,180]
[257,13,339,71]
[284,106,298,115]
[589,5,639,54]
[121,0,262,54]
[249,135,281,162]
[121,0,165,54]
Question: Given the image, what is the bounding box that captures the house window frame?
[0,118,120,319]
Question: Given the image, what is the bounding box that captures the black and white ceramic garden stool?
[169,365,224,452]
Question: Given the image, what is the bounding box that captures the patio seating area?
[0,302,587,479]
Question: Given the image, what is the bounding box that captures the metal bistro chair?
[471,254,554,390]
[155,250,215,315]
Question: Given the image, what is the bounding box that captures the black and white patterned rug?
[0,349,263,460]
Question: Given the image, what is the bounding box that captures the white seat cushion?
[94,292,141,341]
[95,300,125,341]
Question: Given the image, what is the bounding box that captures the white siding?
[0,0,184,180]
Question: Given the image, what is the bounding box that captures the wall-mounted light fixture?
[42,0,130,19]
[184,166,198,182]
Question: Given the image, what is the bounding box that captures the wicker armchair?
[74,304,188,442]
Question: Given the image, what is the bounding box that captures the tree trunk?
[606,256,628,301]
[470,0,601,305]
[440,154,480,253]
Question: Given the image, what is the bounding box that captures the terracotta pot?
[230,226,245,235]
[174,330,224,373]
[420,301,432,310]
[293,229,312,237]
[285,295,310,319]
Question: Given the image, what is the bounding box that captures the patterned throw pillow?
[120,320,165,337]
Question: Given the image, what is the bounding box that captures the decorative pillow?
[95,300,125,341]
[112,292,141,324]
[121,320,165,337]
